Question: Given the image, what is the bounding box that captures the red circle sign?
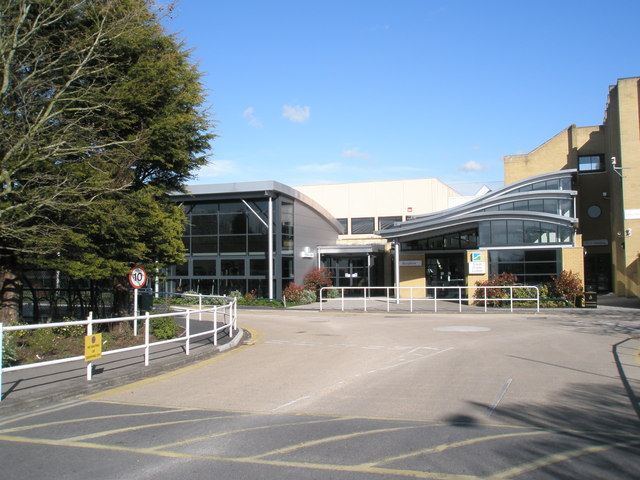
[129,266,147,289]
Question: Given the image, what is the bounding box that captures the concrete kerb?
[0,327,246,416]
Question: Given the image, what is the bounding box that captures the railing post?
[185,309,191,355]
[144,312,150,366]
[387,287,390,312]
[213,306,218,346]
[198,294,202,321]
[459,287,462,313]
[484,287,488,312]
[341,289,345,312]
[86,312,93,380]
[364,287,367,312]
[434,288,438,313]
[510,286,514,312]
[535,286,540,313]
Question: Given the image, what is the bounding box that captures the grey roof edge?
[395,170,577,226]
[172,180,343,233]
[378,210,578,239]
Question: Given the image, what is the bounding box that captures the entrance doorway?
[584,253,611,292]
[426,253,465,287]
[321,254,379,295]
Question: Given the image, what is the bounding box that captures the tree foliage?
[0,0,213,322]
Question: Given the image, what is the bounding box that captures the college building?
[166,77,640,300]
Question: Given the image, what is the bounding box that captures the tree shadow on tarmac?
[462,382,640,479]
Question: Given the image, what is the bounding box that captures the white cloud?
[242,107,262,127]
[282,104,311,123]
[342,147,370,160]
[195,160,237,178]
[297,162,342,172]
[458,160,490,173]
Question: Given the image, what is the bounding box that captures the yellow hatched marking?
[151,416,349,451]
[0,433,480,479]
[362,430,551,468]
[491,439,640,479]
[248,425,423,459]
[0,407,200,435]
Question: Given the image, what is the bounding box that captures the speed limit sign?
[129,266,147,289]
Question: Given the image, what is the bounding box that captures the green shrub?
[150,316,180,340]
[2,332,18,367]
[27,328,57,354]
[299,289,317,304]
[53,317,86,338]
[326,288,340,299]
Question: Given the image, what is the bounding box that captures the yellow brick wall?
[561,247,585,289]
[398,254,426,298]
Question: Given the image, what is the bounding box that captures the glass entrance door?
[322,255,371,295]
[426,253,465,287]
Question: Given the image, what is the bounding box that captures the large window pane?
[191,202,218,214]
[193,259,216,276]
[250,259,267,276]
[491,220,507,245]
[248,234,268,254]
[221,259,245,276]
[479,222,491,246]
[578,155,604,172]
[219,235,246,254]
[191,215,217,235]
[192,236,217,254]
[507,220,524,244]
[219,213,246,234]
[378,216,402,230]
[543,199,558,214]
[351,218,375,234]
[524,221,541,244]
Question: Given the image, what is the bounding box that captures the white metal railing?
[0,293,238,402]
[319,286,540,313]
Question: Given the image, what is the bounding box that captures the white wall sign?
[400,260,422,267]
[468,261,486,275]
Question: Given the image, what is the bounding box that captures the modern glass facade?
[167,181,342,298]
[379,170,579,287]
[168,199,272,296]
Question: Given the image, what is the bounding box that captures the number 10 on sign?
[129,266,147,336]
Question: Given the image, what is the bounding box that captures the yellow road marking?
[362,430,551,468]
[492,439,640,478]
[151,416,349,451]
[249,425,422,459]
[0,407,200,435]
[0,433,480,479]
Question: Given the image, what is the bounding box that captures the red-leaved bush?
[303,267,333,294]
[282,282,306,303]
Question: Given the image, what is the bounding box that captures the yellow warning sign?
[85,334,102,362]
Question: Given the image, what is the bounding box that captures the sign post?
[129,266,147,336]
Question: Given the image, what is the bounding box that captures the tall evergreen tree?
[0,0,213,323]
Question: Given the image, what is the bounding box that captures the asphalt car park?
[1,307,639,479]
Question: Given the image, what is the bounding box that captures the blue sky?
[163,0,640,189]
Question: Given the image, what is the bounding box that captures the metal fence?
[0,293,238,402]
[319,286,540,313]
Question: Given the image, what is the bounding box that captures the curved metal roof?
[378,170,577,239]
